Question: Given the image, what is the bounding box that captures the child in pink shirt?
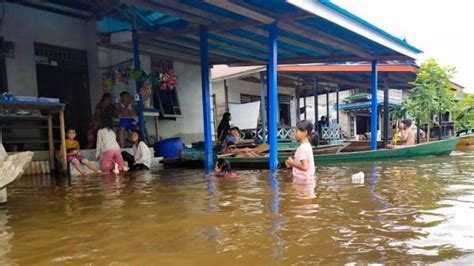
[285,120,315,184]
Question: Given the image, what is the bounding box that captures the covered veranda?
[277,64,419,147]
[19,0,422,172]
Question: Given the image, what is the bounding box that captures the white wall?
[213,77,297,127]
[98,48,208,144]
[0,3,89,96]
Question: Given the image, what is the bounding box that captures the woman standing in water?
[217,112,232,143]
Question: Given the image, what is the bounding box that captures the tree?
[453,94,474,129]
[405,59,455,141]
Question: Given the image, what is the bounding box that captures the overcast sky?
[332,0,474,93]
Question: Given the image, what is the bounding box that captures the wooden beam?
[246,26,331,56]
[204,0,274,24]
[126,0,211,25]
[279,22,372,58]
[185,35,268,57]
[227,1,372,58]
[99,43,202,65]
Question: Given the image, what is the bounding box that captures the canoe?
[457,134,474,146]
[226,137,460,169]
[456,134,474,151]
[342,140,384,152]
[1,144,34,203]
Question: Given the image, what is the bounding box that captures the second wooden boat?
[226,137,460,169]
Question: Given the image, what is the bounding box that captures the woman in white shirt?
[122,130,151,170]
[96,120,128,174]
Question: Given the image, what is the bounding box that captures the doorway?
[35,43,91,146]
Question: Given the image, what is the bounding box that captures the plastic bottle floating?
[351,171,365,184]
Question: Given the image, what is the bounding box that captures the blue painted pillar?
[370,60,378,150]
[132,6,146,141]
[200,26,213,172]
[268,22,278,172]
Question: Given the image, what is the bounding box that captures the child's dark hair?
[101,93,112,103]
[217,159,231,175]
[67,128,76,133]
[231,126,240,131]
[120,91,130,98]
[222,112,231,121]
[131,129,142,143]
[296,120,313,136]
[401,119,413,128]
[310,131,319,146]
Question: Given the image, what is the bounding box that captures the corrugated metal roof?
[94,0,422,65]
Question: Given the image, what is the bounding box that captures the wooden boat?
[161,142,345,168]
[456,134,474,151]
[226,137,460,169]
[1,144,34,203]
[342,140,384,152]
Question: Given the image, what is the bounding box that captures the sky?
[332,0,474,93]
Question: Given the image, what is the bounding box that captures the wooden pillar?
[154,116,160,141]
[47,113,55,171]
[313,77,318,129]
[59,111,67,173]
[295,79,300,123]
[336,88,340,124]
[303,92,307,120]
[383,75,389,148]
[326,89,329,121]
[259,71,267,144]
[224,79,229,112]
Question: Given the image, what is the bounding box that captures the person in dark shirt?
[217,112,232,142]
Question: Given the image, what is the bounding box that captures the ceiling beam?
[99,43,201,65]
[204,0,274,24]
[245,26,331,56]
[148,37,266,64]
[222,1,373,59]
[125,0,212,25]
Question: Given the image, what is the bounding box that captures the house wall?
[98,47,209,144]
[0,3,101,112]
[1,3,209,145]
[213,78,296,128]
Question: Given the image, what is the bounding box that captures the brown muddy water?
[1,151,473,265]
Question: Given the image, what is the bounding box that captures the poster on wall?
[229,102,260,130]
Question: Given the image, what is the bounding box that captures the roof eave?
[287,0,423,60]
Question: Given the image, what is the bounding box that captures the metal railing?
[241,127,296,141]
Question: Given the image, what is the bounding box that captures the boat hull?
[456,135,474,151]
[227,138,460,168]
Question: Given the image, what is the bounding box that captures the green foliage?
[404,59,456,137]
[390,104,407,121]
[453,94,474,129]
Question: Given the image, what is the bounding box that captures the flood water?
[1,151,474,265]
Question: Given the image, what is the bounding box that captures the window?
[151,58,182,117]
[240,93,261,104]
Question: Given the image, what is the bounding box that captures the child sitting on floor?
[96,119,129,174]
[222,127,258,157]
[65,129,100,176]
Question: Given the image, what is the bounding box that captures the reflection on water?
[0,152,473,264]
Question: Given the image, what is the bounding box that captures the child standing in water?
[65,129,100,176]
[285,120,315,184]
